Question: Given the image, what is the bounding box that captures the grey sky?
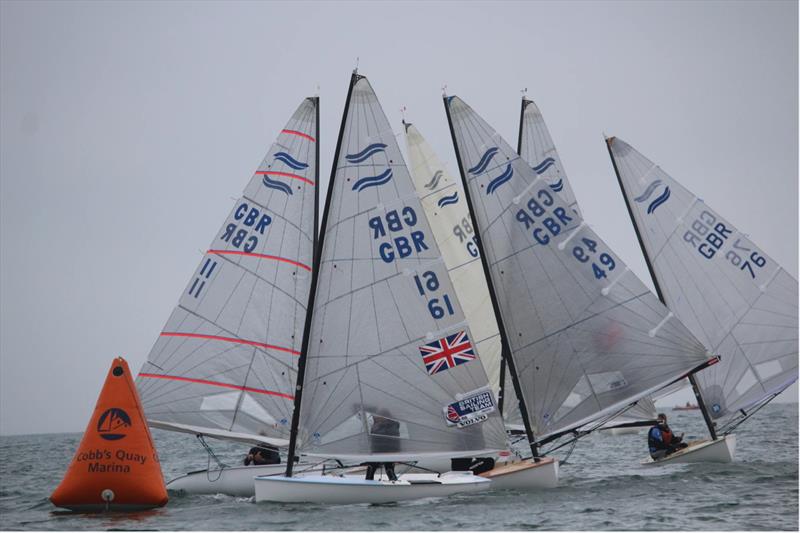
[1,1,796,435]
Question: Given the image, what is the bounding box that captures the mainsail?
[444,95,717,443]
[518,97,581,217]
[290,73,508,464]
[606,137,798,433]
[403,121,511,412]
[518,96,658,429]
[136,97,319,447]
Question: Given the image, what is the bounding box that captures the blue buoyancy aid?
[648,426,668,453]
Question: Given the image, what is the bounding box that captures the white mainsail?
[403,121,512,412]
[293,73,508,463]
[606,137,798,433]
[518,96,659,429]
[136,98,319,447]
[445,95,716,443]
[518,97,581,217]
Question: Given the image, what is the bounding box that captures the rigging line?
[719,389,783,436]
[198,434,228,470]
[539,400,637,450]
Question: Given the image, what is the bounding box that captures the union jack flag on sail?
[418,330,476,376]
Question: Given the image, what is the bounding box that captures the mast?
[605,137,718,441]
[444,96,540,459]
[500,96,532,417]
[313,96,320,261]
[285,75,357,476]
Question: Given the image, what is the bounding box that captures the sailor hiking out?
[648,413,688,459]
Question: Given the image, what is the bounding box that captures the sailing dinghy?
[254,72,507,504]
[136,97,321,495]
[606,136,798,465]
[403,120,557,489]
[443,94,721,466]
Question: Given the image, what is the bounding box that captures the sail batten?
[445,96,715,441]
[607,137,798,430]
[137,98,319,443]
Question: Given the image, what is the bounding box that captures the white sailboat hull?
[479,456,558,490]
[641,434,736,466]
[254,472,491,504]
[167,464,287,496]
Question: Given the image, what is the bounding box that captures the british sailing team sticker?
[444,389,496,428]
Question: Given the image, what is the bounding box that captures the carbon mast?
[444,95,540,459]
[285,78,355,476]
[605,137,718,441]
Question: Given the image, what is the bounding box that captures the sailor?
[364,412,399,481]
[244,443,281,466]
[648,413,688,459]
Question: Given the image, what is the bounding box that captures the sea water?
[1,403,796,530]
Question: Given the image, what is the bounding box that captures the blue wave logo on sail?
[262,175,293,195]
[634,180,670,214]
[425,170,443,190]
[345,143,387,163]
[469,147,499,175]
[437,192,459,208]
[549,179,564,192]
[646,187,670,214]
[532,157,556,174]
[352,168,393,192]
[273,152,308,170]
[634,180,663,202]
[486,164,513,195]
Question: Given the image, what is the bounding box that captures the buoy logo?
[96,408,132,441]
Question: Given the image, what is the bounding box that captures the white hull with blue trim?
[254,472,491,504]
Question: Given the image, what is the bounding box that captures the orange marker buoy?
[50,357,168,511]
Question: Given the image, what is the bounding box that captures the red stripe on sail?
[139,373,294,400]
[208,249,311,271]
[281,129,316,142]
[160,332,300,356]
[255,170,315,186]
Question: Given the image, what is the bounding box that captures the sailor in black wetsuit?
[244,444,281,466]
